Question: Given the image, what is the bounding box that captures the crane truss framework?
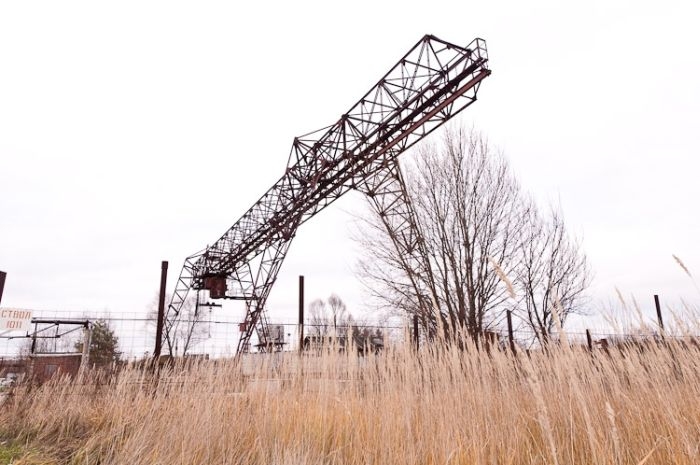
[358,159,439,319]
[164,35,491,354]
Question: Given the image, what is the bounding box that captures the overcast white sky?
[1,0,698,330]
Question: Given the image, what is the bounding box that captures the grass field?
[1,338,699,465]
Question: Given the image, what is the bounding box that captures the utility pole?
[80,322,92,371]
[298,275,305,352]
[154,261,168,360]
[0,271,6,306]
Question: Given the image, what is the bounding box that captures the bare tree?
[327,293,349,333]
[305,294,383,353]
[515,205,590,343]
[357,127,589,344]
[358,128,528,341]
[307,294,352,337]
[307,298,330,337]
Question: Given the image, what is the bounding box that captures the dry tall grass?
[1,339,699,464]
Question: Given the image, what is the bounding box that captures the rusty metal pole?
[654,295,664,332]
[154,261,168,360]
[298,275,305,353]
[413,314,419,351]
[586,329,593,352]
[0,271,6,306]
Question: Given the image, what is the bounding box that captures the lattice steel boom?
[164,35,491,355]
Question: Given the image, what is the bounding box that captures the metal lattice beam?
[164,35,491,355]
[358,159,441,331]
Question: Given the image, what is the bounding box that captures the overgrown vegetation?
[1,336,699,464]
[75,319,120,367]
[0,442,24,465]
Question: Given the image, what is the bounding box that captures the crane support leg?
[236,236,297,353]
[357,159,442,334]
[163,255,201,356]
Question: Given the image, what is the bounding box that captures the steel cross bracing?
[357,159,442,329]
[163,35,491,355]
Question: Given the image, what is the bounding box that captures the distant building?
[30,353,83,383]
[303,331,384,355]
[1,353,86,385]
[0,357,28,385]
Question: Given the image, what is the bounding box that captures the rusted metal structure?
[24,318,91,355]
[164,35,491,355]
[154,261,168,360]
[1,317,92,381]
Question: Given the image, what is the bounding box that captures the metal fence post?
[654,295,664,332]
[507,310,515,355]
[298,275,305,353]
[154,261,168,361]
[413,314,419,351]
[586,329,593,352]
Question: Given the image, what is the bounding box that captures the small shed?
[31,353,82,383]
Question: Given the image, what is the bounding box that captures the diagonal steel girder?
[357,158,442,331]
[163,35,491,355]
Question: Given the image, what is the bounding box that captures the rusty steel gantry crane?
[163,35,491,355]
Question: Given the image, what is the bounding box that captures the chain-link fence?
[2,306,698,363]
[0,308,412,361]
